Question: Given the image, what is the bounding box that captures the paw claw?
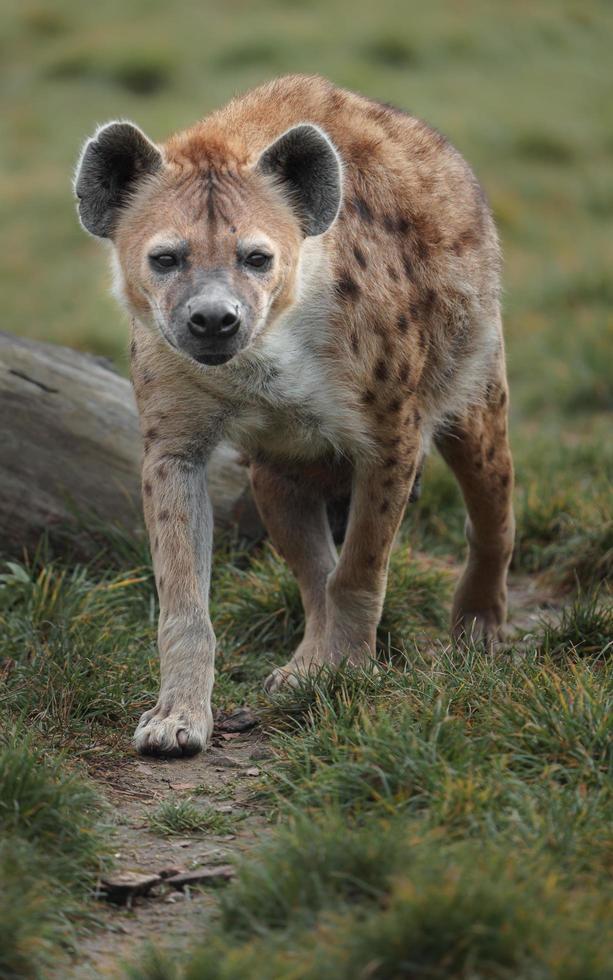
[453,610,502,651]
[263,667,301,695]
[133,706,212,757]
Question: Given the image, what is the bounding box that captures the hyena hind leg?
[249,462,338,693]
[435,379,515,648]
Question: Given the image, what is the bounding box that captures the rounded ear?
[74,121,162,238]
[257,124,342,237]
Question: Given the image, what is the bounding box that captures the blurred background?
[1,0,611,447]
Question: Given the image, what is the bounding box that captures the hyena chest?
[222,338,371,463]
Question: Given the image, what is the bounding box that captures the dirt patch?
[63,724,271,979]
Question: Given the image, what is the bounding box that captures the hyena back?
[75,75,514,756]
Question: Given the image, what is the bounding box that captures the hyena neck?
[220,241,374,462]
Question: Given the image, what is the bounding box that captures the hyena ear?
[74,121,163,238]
[257,124,342,236]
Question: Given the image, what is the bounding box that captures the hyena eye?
[149,252,178,271]
[244,251,272,271]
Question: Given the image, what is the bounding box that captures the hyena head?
[74,121,342,365]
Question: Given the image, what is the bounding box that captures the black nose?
[188,301,241,340]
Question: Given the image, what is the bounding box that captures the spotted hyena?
[75,75,514,757]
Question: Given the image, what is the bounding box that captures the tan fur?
[83,75,514,755]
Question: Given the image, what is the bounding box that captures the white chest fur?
[223,321,370,462]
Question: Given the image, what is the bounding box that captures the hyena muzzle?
[75,74,514,757]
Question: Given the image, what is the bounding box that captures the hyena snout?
[176,286,247,366]
[188,298,241,340]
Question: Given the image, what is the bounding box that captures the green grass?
[147,798,237,837]
[0,733,108,978]
[0,0,612,974]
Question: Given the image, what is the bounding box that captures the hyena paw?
[133,702,213,757]
[263,647,375,695]
[263,664,303,695]
[452,608,504,651]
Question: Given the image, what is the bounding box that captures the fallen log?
[0,331,261,559]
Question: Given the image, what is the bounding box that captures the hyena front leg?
[133,447,215,756]
[435,375,515,648]
[248,462,338,694]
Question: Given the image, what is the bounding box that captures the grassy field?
[0,0,612,976]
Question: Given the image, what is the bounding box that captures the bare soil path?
[64,723,271,978]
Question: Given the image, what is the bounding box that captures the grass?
[0,0,611,974]
[0,733,108,978]
[147,798,237,837]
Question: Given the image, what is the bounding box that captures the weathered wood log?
[0,331,261,558]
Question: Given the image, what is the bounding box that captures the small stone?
[216,707,258,734]
[100,872,161,904]
[245,767,260,777]
[159,866,184,879]
[166,865,236,889]
[169,782,198,791]
[212,754,244,770]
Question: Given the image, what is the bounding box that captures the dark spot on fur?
[402,253,413,278]
[384,214,411,236]
[158,509,170,521]
[337,274,361,301]
[158,576,164,591]
[374,359,389,382]
[500,472,510,488]
[397,313,408,333]
[451,227,479,255]
[361,389,376,405]
[366,553,377,568]
[130,339,137,358]
[142,369,155,385]
[154,535,159,551]
[398,362,410,384]
[380,500,390,514]
[413,409,422,426]
[423,288,437,312]
[353,196,374,223]
[351,332,360,354]
[384,455,397,468]
[353,245,368,269]
[387,263,399,282]
[388,398,402,413]
[487,446,496,462]
[499,390,507,407]
[375,411,386,424]
[156,463,168,480]
[382,477,395,490]
[143,481,152,496]
[145,427,159,441]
